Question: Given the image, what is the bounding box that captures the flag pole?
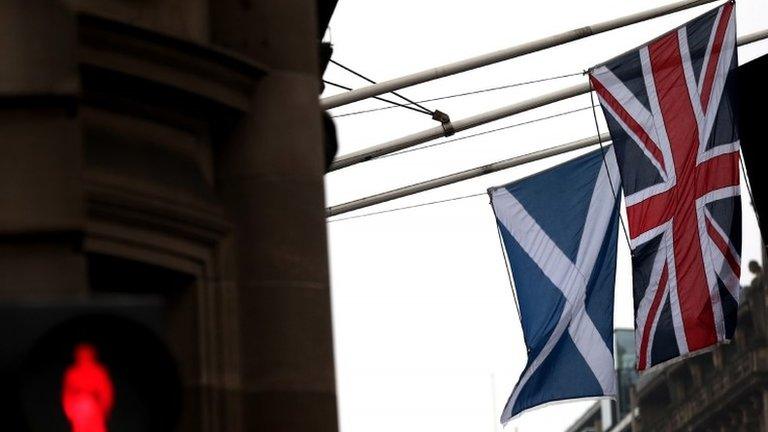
[328,29,768,172]
[329,83,591,171]
[738,28,768,45]
[327,133,611,217]
[321,0,719,110]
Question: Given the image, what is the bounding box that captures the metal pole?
[329,83,591,171]
[328,29,768,172]
[327,133,611,217]
[738,28,768,46]
[321,0,719,109]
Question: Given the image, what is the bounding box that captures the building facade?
[631,266,768,432]
[567,265,768,432]
[0,1,337,430]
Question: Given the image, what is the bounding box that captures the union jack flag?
[589,3,741,371]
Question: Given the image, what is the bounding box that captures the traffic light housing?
[0,299,182,431]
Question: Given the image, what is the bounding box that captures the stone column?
[761,390,768,431]
[0,1,86,298]
[211,1,338,431]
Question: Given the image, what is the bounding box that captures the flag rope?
[738,150,765,249]
[492,209,524,323]
[588,84,634,253]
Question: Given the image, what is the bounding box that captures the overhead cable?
[327,133,610,216]
[327,192,487,222]
[376,105,598,160]
[331,72,583,118]
[329,59,435,115]
[323,80,431,116]
[321,0,721,109]
[328,29,768,171]
[329,59,455,133]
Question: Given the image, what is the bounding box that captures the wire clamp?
[432,110,455,137]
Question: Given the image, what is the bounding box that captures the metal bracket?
[432,110,454,137]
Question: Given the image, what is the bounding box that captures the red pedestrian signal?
[62,344,114,432]
[1,304,182,431]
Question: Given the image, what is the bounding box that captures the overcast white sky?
[321,1,768,431]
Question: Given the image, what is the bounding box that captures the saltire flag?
[490,148,621,423]
[589,2,741,372]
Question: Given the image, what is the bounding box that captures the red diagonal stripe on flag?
[706,217,740,277]
[590,76,667,173]
[700,3,734,111]
[638,263,669,370]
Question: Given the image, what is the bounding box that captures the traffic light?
[0,299,182,432]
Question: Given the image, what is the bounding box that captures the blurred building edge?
[564,329,637,432]
[738,53,768,251]
[0,0,339,431]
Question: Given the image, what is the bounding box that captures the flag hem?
[501,395,618,426]
[637,337,732,374]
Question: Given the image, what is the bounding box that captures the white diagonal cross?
[496,149,620,420]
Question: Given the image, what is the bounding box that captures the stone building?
[0,1,338,430]
[630,264,768,432]
[566,264,767,432]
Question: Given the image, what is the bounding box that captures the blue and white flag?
[490,147,621,423]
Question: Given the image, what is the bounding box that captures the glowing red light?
[62,344,114,432]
